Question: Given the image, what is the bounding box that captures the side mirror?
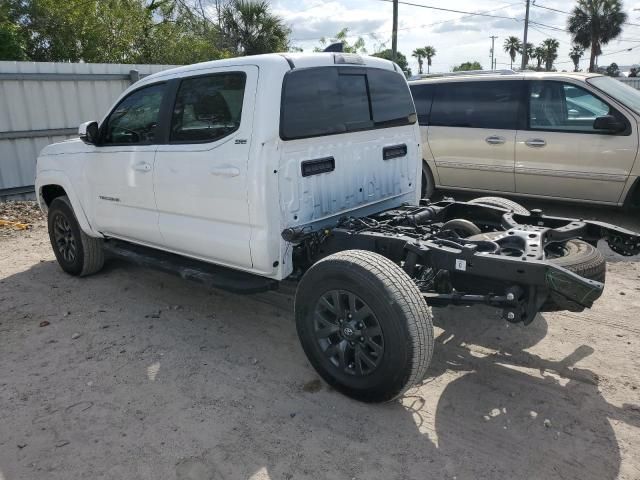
[79,121,99,144]
[593,115,625,133]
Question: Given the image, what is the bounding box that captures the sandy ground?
[1,198,640,480]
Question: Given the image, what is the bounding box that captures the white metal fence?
[0,61,176,200]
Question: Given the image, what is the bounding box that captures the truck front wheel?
[47,196,104,276]
[295,250,434,403]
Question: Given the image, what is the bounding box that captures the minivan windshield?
[587,76,640,115]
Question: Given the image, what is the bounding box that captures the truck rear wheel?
[47,196,104,276]
[295,250,433,403]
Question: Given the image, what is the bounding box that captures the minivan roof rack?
[410,69,518,80]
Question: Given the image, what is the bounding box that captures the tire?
[48,196,104,276]
[421,161,435,200]
[542,239,606,311]
[468,231,605,312]
[468,196,530,215]
[295,250,434,403]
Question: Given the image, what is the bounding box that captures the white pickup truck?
[35,53,640,402]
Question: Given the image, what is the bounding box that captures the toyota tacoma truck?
[35,53,640,403]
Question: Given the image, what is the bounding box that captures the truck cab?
[36,53,421,281]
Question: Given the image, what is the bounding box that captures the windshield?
[587,76,640,115]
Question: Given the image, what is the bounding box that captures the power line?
[290,1,521,42]
[532,2,640,27]
[376,0,519,21]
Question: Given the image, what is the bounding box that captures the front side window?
[170,72,246,143]
[280,67,416,140]
[430,81,521,129]
[102,83,166,145]
[529,81,612,132]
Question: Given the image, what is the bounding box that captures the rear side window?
[410,83,434,125]
[170,72,246,143]
[430,81,521,129]
[280,67,416,140]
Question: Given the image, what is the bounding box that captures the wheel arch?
[36,172,99,236]
[623,176,640,208]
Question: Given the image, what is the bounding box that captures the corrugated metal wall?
[618,77,640,90]
[0,61,177,200]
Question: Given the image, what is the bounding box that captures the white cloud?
[271,0,640,73]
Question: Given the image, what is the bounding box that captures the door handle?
[210,166,240,177]
[485,135,506,145]
[525,138,547,148]
[132,162,152,172]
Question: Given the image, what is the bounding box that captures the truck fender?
[35,170,102,238]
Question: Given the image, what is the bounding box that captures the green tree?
[569,44,585,72]
[220,0,290,55]
[412,47,426,74]
[533,45,546,70]
[373,49,411,76]
[520,42,534,68]
[568,0,627,72]
[423,46,436,74]
[606,62,620,76]
[452,61,482,72]
[503,36,521,69]
[0,2,26,60]
[540,38,560,71]
[314,28,366,54]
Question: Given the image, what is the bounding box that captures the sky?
[270,0,640,73]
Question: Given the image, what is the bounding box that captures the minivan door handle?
[210,166,240,177]
[525,138,547,148]
[485,136,506,145]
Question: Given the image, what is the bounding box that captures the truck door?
[85,82,166,245]
[153,66,257,269]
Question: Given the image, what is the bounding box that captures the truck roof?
[140,52,398,86]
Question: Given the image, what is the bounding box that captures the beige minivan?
[409,71,640,207]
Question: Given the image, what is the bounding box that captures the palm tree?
[503,36,521,69]
[569,45,585,72]
[520,42,534,68]
[412,47,426,74]
[220,0,290,55]
[568,0,627,72]
[541,38,560,71]
[423,46,436,73]
[534,46,545,70]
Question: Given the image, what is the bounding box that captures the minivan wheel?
[295,250,434,403]
[47,196,104,276]
[421,162,435,200]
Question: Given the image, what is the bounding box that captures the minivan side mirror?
[79,121,99,144]
[593,115,625,133]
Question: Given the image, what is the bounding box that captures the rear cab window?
[280,67,416,140]
[170,73,246,143]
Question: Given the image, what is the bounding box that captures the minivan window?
[102,83,166,145]
[409,83,434,125]
[430,81,521,129]
[280,67,416,140]
[171,72,246,143]
[529,81,612,132]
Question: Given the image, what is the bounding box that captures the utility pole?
[521,0,530,70]
[490,36,498,71]
[392,0,398,62]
